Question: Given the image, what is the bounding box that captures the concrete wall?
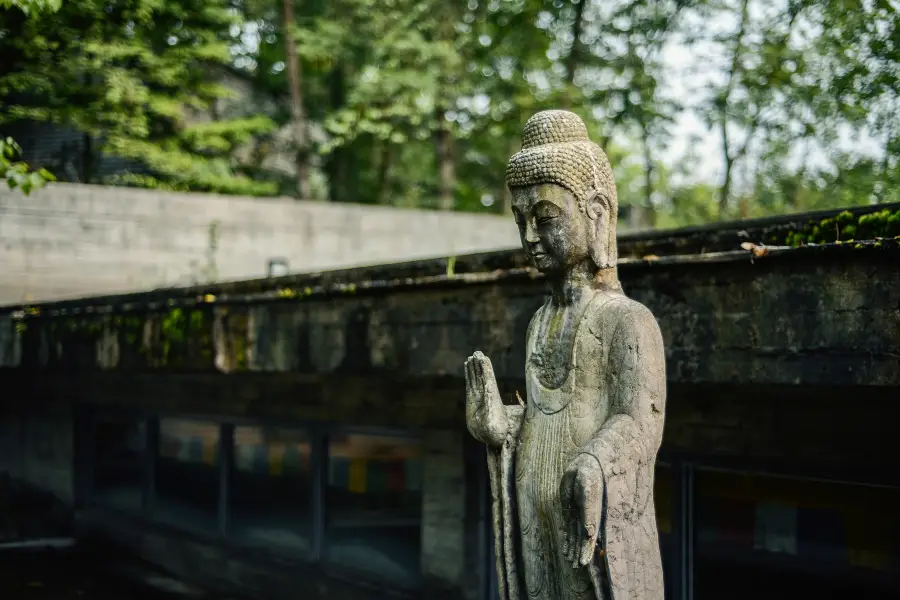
[0,182,519,304]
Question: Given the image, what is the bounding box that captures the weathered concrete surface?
[4,241,897,388]
[1,230,899,600]
[2,240,898,479]
[0,182,519,304]
[4,185,892,307]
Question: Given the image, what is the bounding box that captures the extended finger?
[465,357,477,396]
[577,478,602,567]
[562,509,573,563]
[473,351,485,382]
[573,513,584,565]
[579,520,597,566]
[481,354,497,385]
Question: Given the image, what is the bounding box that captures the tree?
[809,0,900,204]
[313,0,466,208]
[0,0,60,14]
[0,0,277,195]
[281,0,310,198]
[1,0,60,194]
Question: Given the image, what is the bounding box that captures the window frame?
[80,407,425,589]
[657,453,900,600]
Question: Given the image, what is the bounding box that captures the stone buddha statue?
[465,110,666,600]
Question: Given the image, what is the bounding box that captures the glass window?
[694,469,900,599]
[325,432,422,589]
[230,425,313,551]
[153,418,220,532]
[91,415,146,510]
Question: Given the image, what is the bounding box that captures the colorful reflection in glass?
[231,426,313,551]
[325,432,422,589]
[154,418,220,532]
[694,469,900,599]
[92,416,146,510]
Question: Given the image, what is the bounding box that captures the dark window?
[91,416,146,510]
[694,469,900,600]
[654,463,674,600]
[231,425,313,551]
[324,432,423,589]
[153,418,220,532]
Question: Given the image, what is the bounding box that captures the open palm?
[464,351,507,448]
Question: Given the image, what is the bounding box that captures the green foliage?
[1,0,60,195]
[0,0,277,195]
[1,136,56,194]
[0,0,61,15]
[2,0,899,219]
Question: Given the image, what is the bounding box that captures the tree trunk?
[282,0,310,199]
[435,109,455,211]
[325,61,347,202]
[376,142,393,205]
[82,132,93,184]
[718,0,749,219]
[641,126,656,229]
[563,0,587,108]
[719,142,732,219]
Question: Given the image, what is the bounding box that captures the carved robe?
[487,291,666,600]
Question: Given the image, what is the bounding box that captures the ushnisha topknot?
[506,110,617,215]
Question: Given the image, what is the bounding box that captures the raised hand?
[559,453,605,568]
[464,351,508,448]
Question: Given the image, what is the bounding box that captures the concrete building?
[0,182,520,304]
[1,203,899,600]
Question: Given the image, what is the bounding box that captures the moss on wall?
[783,208,900,246]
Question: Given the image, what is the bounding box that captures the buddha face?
[511,183,593,275]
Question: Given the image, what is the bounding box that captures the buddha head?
[506,110,618,276]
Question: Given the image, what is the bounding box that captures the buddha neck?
[548,262,621,307]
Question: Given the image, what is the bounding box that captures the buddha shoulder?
[584,294,662,346]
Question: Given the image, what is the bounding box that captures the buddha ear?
[584,190,606,222]
[584,190,612,268]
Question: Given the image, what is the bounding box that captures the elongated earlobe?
[585,192,612,268]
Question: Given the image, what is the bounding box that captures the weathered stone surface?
[5,240,897,390]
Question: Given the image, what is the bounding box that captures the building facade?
[1,205,899,600]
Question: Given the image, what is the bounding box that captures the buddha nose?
[524,219,540,244]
